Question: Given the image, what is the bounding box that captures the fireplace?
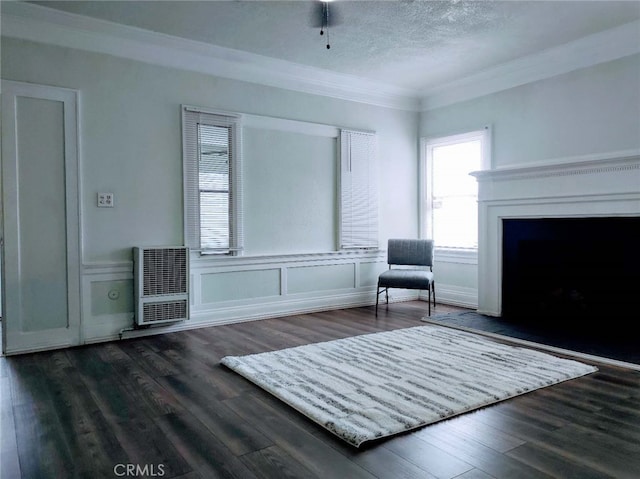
[471,151,640,317]
[502,217,640,322]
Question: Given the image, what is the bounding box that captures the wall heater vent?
[133,246,189,326]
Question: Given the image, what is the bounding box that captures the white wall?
[420,53,640,309]
[4,35,637,348]
[242,127,337,256]
[422,54,640,167]
[1,37,420,346]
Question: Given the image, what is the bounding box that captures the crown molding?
[470,149,640,182]
[0,2,421,111]
[421,20,640,111]
[3,2,638,113]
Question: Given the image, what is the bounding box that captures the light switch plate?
[97,192,114,207]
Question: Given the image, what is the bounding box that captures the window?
[421,128,490,251]
[183,106,243,254]
[339,130,379,249]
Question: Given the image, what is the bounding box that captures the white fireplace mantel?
[470,150,640,316]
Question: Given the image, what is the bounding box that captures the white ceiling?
[9,1,640,108]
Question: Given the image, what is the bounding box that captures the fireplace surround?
[471,150,640,317]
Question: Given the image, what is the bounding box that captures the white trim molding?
[3,2,638,112]
[421,20,640,111]
[78,249,391,345]
[471,149,640,184]
[1,1,419,111]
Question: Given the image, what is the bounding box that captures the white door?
[1,81,81,355]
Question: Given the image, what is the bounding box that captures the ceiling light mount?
[311,0,341,50]
[321,1,330,49]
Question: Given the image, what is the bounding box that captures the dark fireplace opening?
[502,217,640,333]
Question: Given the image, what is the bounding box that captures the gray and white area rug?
[221,325,597,447]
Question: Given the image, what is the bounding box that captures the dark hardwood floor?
[2,302,640,479]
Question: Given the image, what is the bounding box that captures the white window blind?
[339,130,379,249]
[183,107,243,254]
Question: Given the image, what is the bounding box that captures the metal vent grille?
[143,300,188,323]
[143,248,187,296]
[134,246,189,327]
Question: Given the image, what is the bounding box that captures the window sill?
[190,248,386,267]
[435,247,478,265]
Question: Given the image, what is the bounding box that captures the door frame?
[1,80,82,355]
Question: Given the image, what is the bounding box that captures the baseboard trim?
[87,290,418,343]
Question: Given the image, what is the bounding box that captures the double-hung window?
[421,128,490,254]
[182,106,243,255]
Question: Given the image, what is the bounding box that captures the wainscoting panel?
[78,251,471,347]
[201,269,281,303]
[77,252,474,348]
[287,263,355,294]
[78,251,391,345]
[359,261,388,287]
[90,279,134,316]
[179,252,387,330]
[81,262,135,344]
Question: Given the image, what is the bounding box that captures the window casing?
[183,106,243,255]
[421,128,490,257]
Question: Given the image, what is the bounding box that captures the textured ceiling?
[28,1,640,93]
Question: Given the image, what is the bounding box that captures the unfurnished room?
[1,1,639,478]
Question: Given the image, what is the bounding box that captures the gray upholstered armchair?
[376,239,435,316]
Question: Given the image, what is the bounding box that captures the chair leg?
[428,288,431,316]
[375,285,379,316]
[432,281,436,308]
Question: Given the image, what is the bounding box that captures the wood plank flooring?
[2,302,639,479]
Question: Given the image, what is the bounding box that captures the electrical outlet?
[97,192,114,208]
